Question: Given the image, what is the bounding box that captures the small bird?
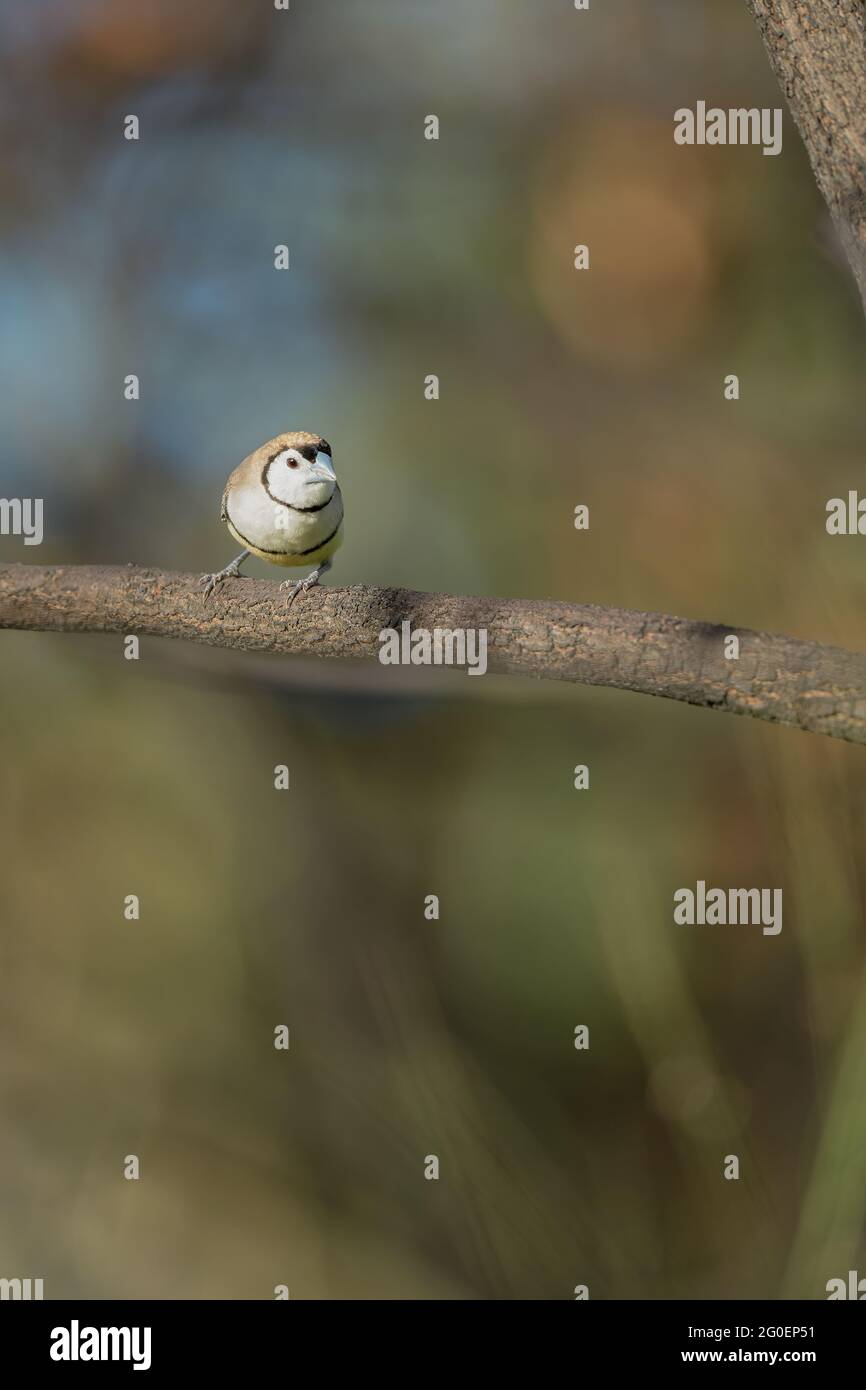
[201,431,343,602]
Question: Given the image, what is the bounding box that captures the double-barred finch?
[201,431,344,602]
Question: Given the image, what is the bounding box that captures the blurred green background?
[1,0,865,1300]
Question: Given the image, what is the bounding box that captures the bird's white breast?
[226,475,342,556]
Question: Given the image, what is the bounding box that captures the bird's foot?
[200,561,241,599]
[280,568,324,606]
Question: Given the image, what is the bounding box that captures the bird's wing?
[220,457,255,522]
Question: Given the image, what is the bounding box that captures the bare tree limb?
[745,0,866,313]
[2,563,865,745]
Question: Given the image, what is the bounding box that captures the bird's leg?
[200,549,251,599]
[280,557,332,605]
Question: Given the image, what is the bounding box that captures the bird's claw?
[280,573,321,606]
[200,565,238,600]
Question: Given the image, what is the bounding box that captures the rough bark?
[746,0,866,312]
[2,563,865,744]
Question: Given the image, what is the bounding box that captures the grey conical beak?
[312,452,336,480]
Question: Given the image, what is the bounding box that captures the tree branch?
[745,0,866,313]
[2,563,865,744]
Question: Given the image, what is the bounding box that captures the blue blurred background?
[1,0,865,1299]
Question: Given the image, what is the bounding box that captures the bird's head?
[260,431,337,508]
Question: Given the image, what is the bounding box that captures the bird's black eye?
[287,457,299,468]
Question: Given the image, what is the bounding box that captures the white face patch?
[264,446,336,508]
[265,450,307,505]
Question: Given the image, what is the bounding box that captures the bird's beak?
[311,451,336,481]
